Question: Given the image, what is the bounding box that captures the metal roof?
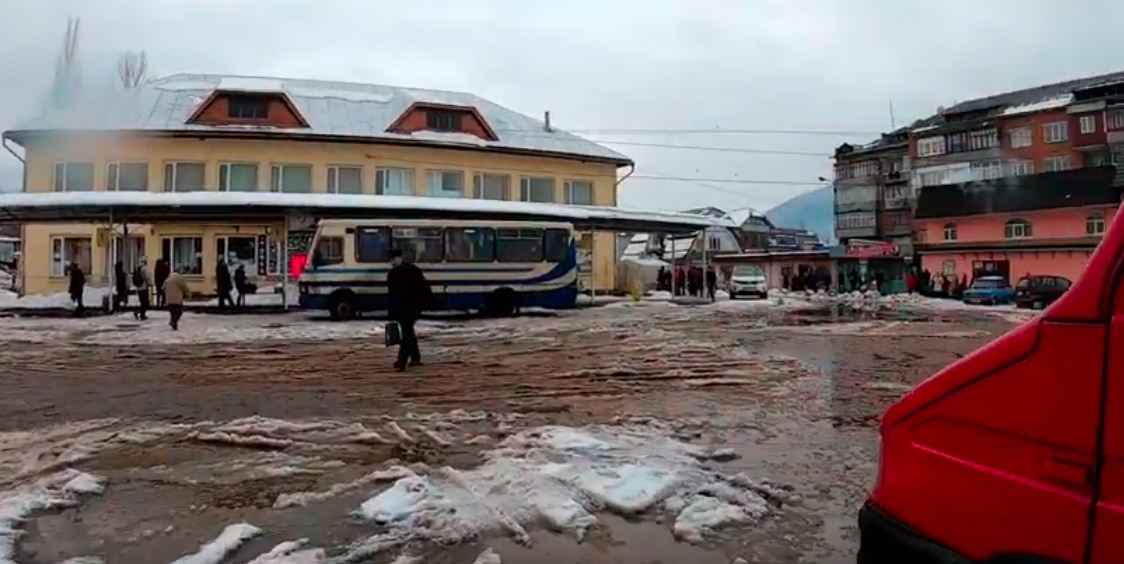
[0,192,728,234]
[3,73,632,166]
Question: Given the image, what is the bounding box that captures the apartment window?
[50,237,92,277]
[947,132,967,153]
[1080,115,1097,134]
[1107,109,1124,131]
[375,168,415,196]
[163,162,205,192]
[920,170,947,187]
[327,165,363,194]
[1009,127,1033,149]
[521,177,555,203]
[1005,219,1033,240]
[218,163,258,192]
[1043,121,1069,144]
[1044,155,1071,172]
[106,162,148,191]
[426,170,465,198]
[1007,160,1034,177]
[53,162,94,191]
[427,111,463,132]
[1087,213,1106,236]
[564,180,594,205]
[943,223,957,241]
[971,161,1003,181]
[270,164,312,193]
[968,128,999,150]
[917,136,945,157]
[473,173,510,200]
[228,95,269,119]
[162,236,203,275]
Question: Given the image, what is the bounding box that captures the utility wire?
[629,175,826,186]
[497,127,879,136]
[577,139,830,157]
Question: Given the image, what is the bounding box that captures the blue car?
[962,275,1015,305]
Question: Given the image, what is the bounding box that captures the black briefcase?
[384,321,401,347]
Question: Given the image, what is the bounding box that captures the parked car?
[858,213,1124,562]
[1014,275,1072,310]
[962,275,1015,305]
[727,265,767,299]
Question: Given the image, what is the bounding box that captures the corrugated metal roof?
[941,70,1124,116]
[5,73,632,165]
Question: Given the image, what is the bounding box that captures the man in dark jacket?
[154,258,170,307]
[215,259,233,310]
[114,261,128,310]
[387,248,432,372]
[705,266,718,302]
[68,262,85,317]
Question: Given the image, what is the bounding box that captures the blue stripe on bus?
[304,262,574,288]
[306,266,536,274]
[300,286,578,311]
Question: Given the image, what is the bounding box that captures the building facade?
[832,129,911,246]
[914,167,1120,285]
[2,74,633,296]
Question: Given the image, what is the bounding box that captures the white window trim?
[1044,155,1071,172]
[270,163,313,193]
[1043,121,1068,144]
[943,224,957,241]
[106,161,149,191]
[53,162,95,192]
[375,167,415,196]
[563,179,595,205]
[473,172,510,200]
[917,137,945,157]
[50,236,92,277]
[1087,215,1106,236]
[1007,160,1034,177]
[1009,127,1033,149]
[1080,115,1097,134]
[520,176,557,203]
[217,162,259,192]
[326,164,364,194]
[1005,221,1033,240]
[163,161,206,192]
[425,170,465,198]
[163,236,204,276]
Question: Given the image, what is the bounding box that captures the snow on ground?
[169,522,262,564]
[348,424,770,557]
[0,469,105,563]
[0,286,109,310]
[246,539,326,564]
[194,285,301,308]
[768,289,1039,322]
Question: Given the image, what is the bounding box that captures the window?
[943,223,957,241]
[1087,213,1106,236]
[1005,219,1033,239]
[163,162,205,192]
[53,162,94,191]
[497,228,543,262]
[228,95,269,119]
[1043,121,1068,143]
[112,236,146,273]
[521,177,555,203]
[106,162,148,191]
[218,163,258,192]
[313,236,344,266]
[473,173,510,200]
[1009,127,1032,148]
[327,165,363,194]
[445,227,495,262]
[376,168,415,196]
[271,164,312,193]
[564,180,594,205]
[544,229,571,262]
[426,170,464,198]
[919,170,947,187]
[161,236,203,275]
[942,259,956,277]
[1108,109,1124,131]
[968,128,999,150]
[1044,155,1071,172]
[392,227,444,262]
[947,132,967,153]
[356,227,391,263]
[427,111,463,131]
[1080,115,1097,134]
[917,136,945,157]
[1007,160,1034,176]
[971,161,1003,181]
[51,237,91,277]
[217,236,258,275]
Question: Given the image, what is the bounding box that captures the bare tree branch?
[117,51,149,89]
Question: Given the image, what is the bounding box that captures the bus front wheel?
[328,291,357,321]
[484,288,518,317]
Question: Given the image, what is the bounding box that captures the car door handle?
[1045,457,1093,487]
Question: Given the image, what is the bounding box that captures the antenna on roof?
[544,111,553,133]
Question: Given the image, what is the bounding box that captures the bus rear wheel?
[328,291,357,321]
[484,288,518,317]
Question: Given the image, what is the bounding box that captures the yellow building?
[2,74,632,296]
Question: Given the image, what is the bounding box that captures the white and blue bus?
[299,219,578,319]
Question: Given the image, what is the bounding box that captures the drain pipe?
[2,136,25,191]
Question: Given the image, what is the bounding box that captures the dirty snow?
[672,496,753,543]
[0,469,105,563]
[0,286,109,310]
[246,539,326,564]
[169,522,262,564]
[473,547,502,564]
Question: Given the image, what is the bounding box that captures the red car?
[859,207,1124,563]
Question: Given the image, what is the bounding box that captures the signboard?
[256,235,268,276]
[846,241,901,259]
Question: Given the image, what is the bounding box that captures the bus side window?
[356,227,391,263]
[544,229,570,262]
[446,228,495,262]
[497,228,543,262]
[392,227,444,263]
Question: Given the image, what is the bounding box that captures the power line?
[500,127,879,136]
[629,175,827,186]
[579,139,830,157]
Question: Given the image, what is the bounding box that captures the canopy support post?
[670,234,677,297]
[590,224,596,300]
[702,228,710,301]
[281,217,290,311]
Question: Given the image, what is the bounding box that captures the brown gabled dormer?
[386,102,498,141]
[187,90,310,128]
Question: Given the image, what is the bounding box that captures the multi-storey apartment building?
[1,74,633,295]
[832,128,910,245]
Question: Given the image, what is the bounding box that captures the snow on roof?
[1000,93,1074,116]
[7,73,631,165]
[0,192,731,231]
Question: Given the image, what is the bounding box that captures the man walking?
[215,259,233,310]
[133,257,152,320]
[387,248,432,372]
[163,267,190,330]
[705,266,718,302]
[154,258,169,307]
[68,261,85,317]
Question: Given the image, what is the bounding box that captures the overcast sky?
[2,0,1123,212]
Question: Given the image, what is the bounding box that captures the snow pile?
[170,522,261,564]
[0,286,108,310]
[351,424,770,554]
[473,548,502,564]
[0,469,105,562]
[246,539,326,564]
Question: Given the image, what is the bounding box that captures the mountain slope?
[765,186,835,244]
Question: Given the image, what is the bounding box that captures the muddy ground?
[0,298,1020,563]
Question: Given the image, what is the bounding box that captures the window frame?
[53,162,95,192]
[943,223,957,241]
[227,95,270,119]
[1043,121,1069,144]
[425,170,465,198]
[1004,219,1033,240]
[1008,160,1034,176]
[217,162,259,192]
[444,227,496,262]
[391,226,445,263]
[1009,127,1033,149]
[161,236,204,276]
[473,172,510,200]
[1080,115,1097,134]
[426,110,463,132]
[355,226,392,263]
[375,167,415,196]
[313,236,345,265]
[106,161,149,192]
[1044,155,1071,172]
[50,236,92,277]
[544,229,571,263]
[564,179,594,205]
[1087,213,1107,236]
[270,163,313,193]
[917,136,946,157]
[326,164,364,195]
[163,161,206,192]
[496,227,545,263]
[520,176,556,203]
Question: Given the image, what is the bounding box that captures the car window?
[1016,278,1030,289]
[1058,278,1072,290]
[972,278,1003,289]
